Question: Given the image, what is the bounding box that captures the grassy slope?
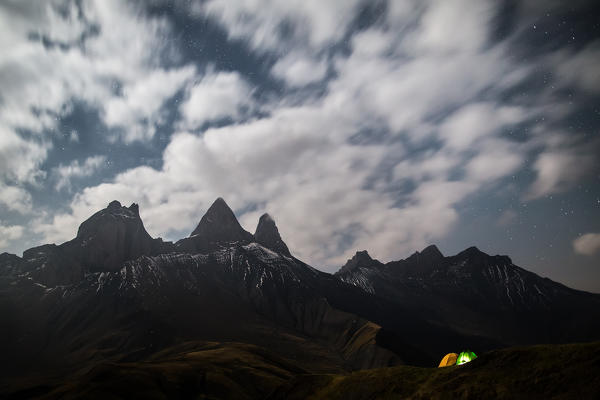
[12,342,308,400]
[269,342,600,400]
[3,342,599,399]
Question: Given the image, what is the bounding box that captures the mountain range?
[1,198,599,398]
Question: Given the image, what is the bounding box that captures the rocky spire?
[419,245,444,261]
[254,213,291,257]
[179,198,253,252]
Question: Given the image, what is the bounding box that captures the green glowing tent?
[456,351,477,365]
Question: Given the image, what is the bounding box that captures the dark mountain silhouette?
[1,197,599,398]
[254,213,292,257]
[336,245,600,345]
[176,197,254,252]
[5,201,172,287]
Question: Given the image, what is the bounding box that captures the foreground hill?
[269,341,600,400]
[4,342,599,399]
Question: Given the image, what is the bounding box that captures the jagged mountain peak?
[337,250,383,275]
[105,200,139,215]
[254,213,291,257]
[420,244,443,259]
[77,200,145,239]
[259,212,274,223]
[353,250,374,262]
[107,199,121,209]
[191,197,245,235]
[67,200,164,273]
[129,202,140,214]
[178,198,253,252]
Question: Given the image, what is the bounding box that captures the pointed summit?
[254,213,291,257]
[419,244,444,260]
[179,198,253,252]
[336,250,383,275]
[191,198,253,239]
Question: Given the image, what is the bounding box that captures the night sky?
[1,0,599,292]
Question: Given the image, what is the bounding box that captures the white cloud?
[272,52,328,87]
[573,233,600,256]
[0,0,200,191]
[439,103,527,150]
[0,125,50,184]
[54,155,107,191]
[0,224,24,250]
[0,184,33,214]
[329,29,528,141]
[179,71,253,130]
[408,0,496,54]
[103,66,196,142]
[526,148,598,200]
[69,130,80,143]
[465,139,524,183]
[198,0,362,52]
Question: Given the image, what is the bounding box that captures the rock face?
[254,213,291,257]
[0,252,23,276]
[21,244,82,286]
[65,201,168,272]
[177,198,254,252]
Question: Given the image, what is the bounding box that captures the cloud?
[554,41,600,94]
[179,71,253,130]
[573,233,600,256]
[0,224,24,250]
[54,155,107,191]
[465,139,524,183]
[526,147,598,200]
[198,0,362,52]
[329,26,529,141]
[438,103,527,151]
[0,0,198,188]
[0,184,33,214]
[408,0,495,54]
[103,66,196,142]
[271,52,328,87]
[0,125,49,184]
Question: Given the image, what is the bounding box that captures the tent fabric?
[438,353,458,367]
[456,351,477,365]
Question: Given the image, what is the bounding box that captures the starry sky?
[1,0,599,292]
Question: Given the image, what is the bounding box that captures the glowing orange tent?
[438,353,458,367]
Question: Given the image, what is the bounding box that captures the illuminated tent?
[438,353,458,367]
[456,351,477,365]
